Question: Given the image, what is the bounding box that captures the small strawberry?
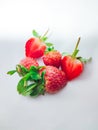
[40,66,67,93]
[42,43,62,68]
[25,30,49,58]
[20,57,39,70]
[61,37,91,80]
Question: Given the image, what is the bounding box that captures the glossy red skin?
[43,51,62,68]
[61,56,84,80]
[42,66,67,93]
[20,57,39,70]
[25,38,46,58]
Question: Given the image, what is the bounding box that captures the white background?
[0,0,98,130]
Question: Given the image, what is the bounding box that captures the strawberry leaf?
[30,85,45,97]
[7,70,16,75]
[45,42,54,52]
[17,79,26,94]
[37,85,45,95]
[32,30,40,38]
[30,87,39,97]
[23,72,33,81]
[41,37,48,42]
[30,70,46,96]
[77,57,92,63]
[21,83,37,96]
[45,42,53,47]
[41,71,46,84]
[17,77,37,96]
[16,65,23,76]
[20,65,29,74]
[29,66,41,80]
[62,52,70,56]
[16,65,29,76]
[30,71,41,81]
[30,66,38,72]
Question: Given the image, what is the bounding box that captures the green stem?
[74,37,81,51]
[40,28,49,39]
[72,37,81,57]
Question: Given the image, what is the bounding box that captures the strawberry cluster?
[7,30,91,97]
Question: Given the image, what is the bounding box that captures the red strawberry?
[61,37,91,80]
[40,66,67,93]
[61,55,83,80]
[20,57,39,70]
[43,50,62,68]
[25,30,51,58]
[25,37,46,58]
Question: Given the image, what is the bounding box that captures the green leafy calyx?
[32,29,55,52]
[7,65,46,97]
[32,29,48,42]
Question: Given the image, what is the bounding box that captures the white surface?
[0,0,98,130]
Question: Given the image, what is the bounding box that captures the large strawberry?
[61,37,91,80]
[25,30,49,58]
[7,65,67,96]
[42,43,62,68]
[40,66,67,93]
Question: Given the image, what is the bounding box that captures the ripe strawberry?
[61,37,91,80]
[25,30,52,58]
[20,57,39,70]
[40,66,67,93]
[61,55,83,80]
[43,50,62,68]
[25,37,46,58]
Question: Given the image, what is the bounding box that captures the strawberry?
[25,30,50,58]
[42,43,62,68]
[25,37,46,58]
[40,66,67,93]
[8,65,67,96]
[20,57,39,70]
[61,55,83,80]
[43,50,62,68]
[61,37,91,80]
